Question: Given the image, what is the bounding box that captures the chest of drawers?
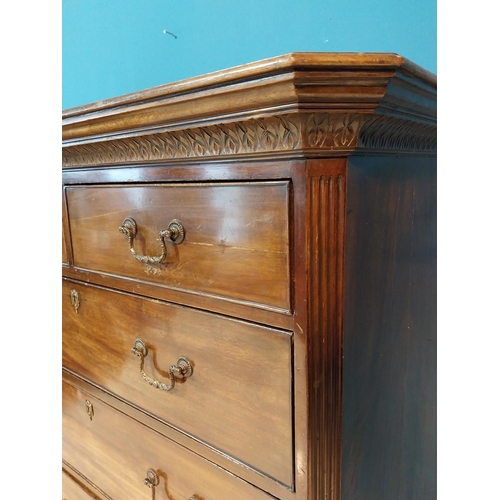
[62,53,437,500]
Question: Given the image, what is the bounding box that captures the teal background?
[62,0,437,110]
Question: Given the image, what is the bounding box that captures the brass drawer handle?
[118,217,185,265]
[132,338,193,392]
[143,469,197,500]
[143,469,159,500]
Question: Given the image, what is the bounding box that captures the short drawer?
[62,280,294,487]
[65,182,290,310]
[63,380,277,500]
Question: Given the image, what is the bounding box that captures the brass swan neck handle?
[119,217,185,265]
[131,338,193,392]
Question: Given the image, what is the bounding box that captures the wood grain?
[62,53,436,166]
[62,379,276,500]
[62,52,435,120]
[66,182,290,311]
[62,159,296,185]
[63,369,299,500]
[341,155,436,499]
[62,187,71,265]
[62,265,294,330]
[62,228,68,264]
[62,52,437,500]
[62,279,294,487]
[305,160,346,500]
[62,468,102,500]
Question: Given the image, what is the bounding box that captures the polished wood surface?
[62,279,294,486]
[342,155,437,499]
[62,52,435,142]
[63,379,275,500]
[62,265,294,331]
[62,53,436,167]
[62,53,437,500]
[62,188,71,266]
[304,160,346,499]
[66,182,290,311]
[62,53,435,119]
[63,369,298,500]
[62,469,100,500]
[62,229,68,264]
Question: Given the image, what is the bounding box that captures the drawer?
[63,380,277,500]
[62,280,294,487]
[65,182,290,311]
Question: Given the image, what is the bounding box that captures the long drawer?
[62,379,277,500]
[62,279,294,486]
[65,182,290,311]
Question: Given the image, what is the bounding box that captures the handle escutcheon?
[84,400,94,421]
[119,217,185,265]
[70,289,80,313]
[132,338,193,392]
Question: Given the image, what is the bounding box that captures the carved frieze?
[357,115,437,152]
[304,113,362,149]
[62,115,301,168]
[62,112,436,168]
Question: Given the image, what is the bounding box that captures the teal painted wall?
[62,0,436,110]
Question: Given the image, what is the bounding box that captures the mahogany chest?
[62,52,437,499]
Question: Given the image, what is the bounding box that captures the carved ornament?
[62,112,436,167]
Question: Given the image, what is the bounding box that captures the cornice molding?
[62,52,436,120]
[62,111,436,168]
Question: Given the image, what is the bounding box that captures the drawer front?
[63,380,277,500]
[66,182,290,310]
[62,280,294,486]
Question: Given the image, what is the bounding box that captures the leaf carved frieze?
[305,113,362,149]
[63,115,302,167]
[62,112,436,167]
[357,115,437,152]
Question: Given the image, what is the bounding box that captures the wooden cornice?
[62,52,437,167]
